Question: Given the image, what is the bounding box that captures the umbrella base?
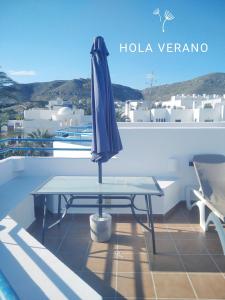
[89,213,112,242]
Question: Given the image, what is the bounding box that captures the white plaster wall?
[170,109,193,122]
[24,109,52,120]
[0,157,15,185]
[21,126,225,201]
[53,141,91,158]
[82,115,92,124]
[129,109,150,122]
[39,110,53,120]
[9,195,35,229]
[151,109,169,121]
[118,122,225,128]
[198,108,221,122]
[2,126,225,215]
[23,119,59,134]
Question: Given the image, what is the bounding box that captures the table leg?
[42,195,47,244]
[145,195,150,226]
[147,194,156,254]
[58,195,61,221]
[98,195,103,218]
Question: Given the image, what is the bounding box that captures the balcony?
[0,125,225,299]
[27,204,225,299]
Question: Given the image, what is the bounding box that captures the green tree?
[116,110,129,122]
[0,112,9,134]
[28,129,52,139]
[27,129,53,156]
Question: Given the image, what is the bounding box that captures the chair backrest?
[193,154,225,218]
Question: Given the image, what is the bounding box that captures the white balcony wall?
[0,157,15,185]
[117,122,225,128]
[53,141,91,158]
[2,126,225,215]
[20,126,225,200]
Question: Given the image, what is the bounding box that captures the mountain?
[0,71,15,88]
[142,73,225,102]
[1,72,225,107]
[0,76,143,106]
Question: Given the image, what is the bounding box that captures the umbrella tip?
[91,36,109,56]
[94,36,104,42]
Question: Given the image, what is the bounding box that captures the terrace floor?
[28,203,225,300]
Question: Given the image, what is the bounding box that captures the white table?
[32,176,164,254]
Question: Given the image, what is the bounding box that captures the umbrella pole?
[98,162,103,218]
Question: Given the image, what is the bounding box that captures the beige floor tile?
[116,272,155,299]
[115,222,143,236]
[84,251,117,273]
[174,238,208,254]
[59,236,90,252]
[66,224,91,237]
[57,250,86,271]
[189,273,225,299]
[116,251,150,273]
[146,236,178,255]
[117,235,146,253]
[89,236,117,254]
[153,272,196,299]
[29,211,225,299]
[204,238,224,254]
[170,229,203,240]
[211,255,225,273]
[149,254,184,272]
[181,254,219,273]
[43,237,62,253]
[81,272,116,298]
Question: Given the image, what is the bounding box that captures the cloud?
[8,70,37,77]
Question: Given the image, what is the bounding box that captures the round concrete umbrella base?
[90,213,112,242]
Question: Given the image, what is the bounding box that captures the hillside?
[1,72,225,107]
[0,75,143,106]
[143,73,225,101]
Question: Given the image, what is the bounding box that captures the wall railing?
[0,137,91,158]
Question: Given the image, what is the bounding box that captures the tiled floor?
[28,203,225,299]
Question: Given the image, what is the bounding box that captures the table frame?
[33,177,164,254]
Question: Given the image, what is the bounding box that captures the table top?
[32,176,164,196]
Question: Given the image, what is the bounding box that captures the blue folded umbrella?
[91,36,122,164]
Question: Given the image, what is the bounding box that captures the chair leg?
[205,212,225,255]
[191,201,225,255]
[192,201,206,231]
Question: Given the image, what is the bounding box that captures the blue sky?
[0,0,225,89]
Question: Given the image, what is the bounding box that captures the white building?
[23,107,84,134]
[8,99,86,135]
[125,94,225,123]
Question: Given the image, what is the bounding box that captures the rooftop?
[27,203,225,299]
[0,126,225,299]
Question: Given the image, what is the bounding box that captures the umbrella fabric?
[91,36,122,163]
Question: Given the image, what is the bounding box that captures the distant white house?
[8,98,86,135]
[125,94,225,123]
